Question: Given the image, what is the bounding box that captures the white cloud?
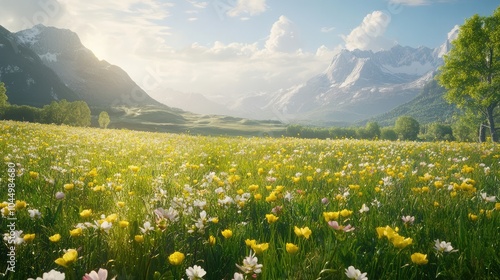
[342,11,395,51]
[321,26,335,33]
[226,0,267,17]
[265,16,301,53]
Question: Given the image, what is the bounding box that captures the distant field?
[0,120,499,279]
[106,105,287,137]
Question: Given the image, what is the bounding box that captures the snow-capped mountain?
[0,25,79,106]
[14,24,160,107]
[229,26,460,124]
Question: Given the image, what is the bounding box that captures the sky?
[0,0,499,101]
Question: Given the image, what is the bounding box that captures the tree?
[98,111,111,129]
[365,122,381,139]
[0,82,8,117]
[381,128,398,141]
[395,116,420,141]
[426,123,454,141]
[437,7,500,142]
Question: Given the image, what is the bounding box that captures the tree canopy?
[437,7,500,142]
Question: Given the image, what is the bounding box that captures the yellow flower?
[245,239,257,247]
[286,243,299,254]
[128,165,140,172]
[294,226,312,239]
[254,194,262,200]
[323,211,340,222]
[248,184,259,192]
[29,171,39,179]
[117,201,126,207]
[266,214,279,224]
[119,221,129,228]
[251,243,269,254]
[49,234,61,242]
[433,201,440,207]
[105,213,118,223]
[265,191,277,202]
[340,209,353,218]
[15,200,27,210]
[391,235,413,249]
[208,235,216,246]
[79,209,92,218]
[495,202,500,211]
[70,228,82,237]
[411,252,428,265]
[221,229,233,239]
[134,235,144,242]
[468,213,478,221]
[54,249,78,267]
[211,217,219,223]
[64,183,74,190]
[168,251,185,266]
[23,233,35,242]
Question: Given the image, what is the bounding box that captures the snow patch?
[381,61,434,76]
[16,26,41,46]
[39,52,58,62]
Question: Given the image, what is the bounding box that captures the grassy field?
[0,120,499,280]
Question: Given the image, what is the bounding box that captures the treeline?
[285,117,461,142]
[2,100,91,127]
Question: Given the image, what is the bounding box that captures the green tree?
[98,111,111,129]
[437,7,500,142]
[427,122,454,141]
[0,82,9,117]
[67,101,91,127]
[381,128,398,141]
[365,122,381,139]
[395,116,420,141]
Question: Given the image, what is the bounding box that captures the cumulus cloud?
[226,0,267,17]
[342,11,395,51]
[265,16,301,53]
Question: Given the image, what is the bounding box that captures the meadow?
[0,120,499,280]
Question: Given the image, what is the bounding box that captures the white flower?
[83,268,108,280]
[480,192,496,202]
[98,221,112,233]
[28,209,42,219]
[345,266,368,280]
[28,269,65,280]
[359,203,369,213]
[434,239,456,253]
[236,251,263,275]
[3,230,24,245]
[232,272,244,280]
[140,221,154,234]
[401,215,415,225]
[185,265,207,280]
[55,192,65,200]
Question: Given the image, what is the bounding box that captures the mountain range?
[0,24,459,127]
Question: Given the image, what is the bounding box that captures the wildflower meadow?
[0,120,499,279]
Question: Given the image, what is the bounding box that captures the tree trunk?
[486,105,498,142]
[479,123,486,143]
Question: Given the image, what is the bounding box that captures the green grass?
[0,120,499,280]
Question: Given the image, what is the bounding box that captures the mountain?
[228,26,460,124]
[366,79,459,126]
[14,24,160,107]
[0,25,79,106]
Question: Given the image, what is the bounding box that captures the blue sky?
[1,0,499,100]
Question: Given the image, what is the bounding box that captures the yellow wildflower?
[79,209,92,218]
[168,251,185,265]
[266,214,279,224]
[286,243,299,254]
[221,229,233,239]
[54,249,78,267]
[411,252,428,265]
[49,234,61,242]
[294,226,312,239]
[70,228,82,237]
